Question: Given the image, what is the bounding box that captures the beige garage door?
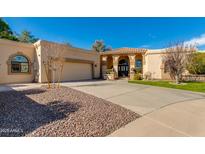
[61,62,92,81]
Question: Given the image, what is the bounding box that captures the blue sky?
[3,17,205,50]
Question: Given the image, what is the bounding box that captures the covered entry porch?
[101,48,147,79]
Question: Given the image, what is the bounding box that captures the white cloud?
[185,33,205,46]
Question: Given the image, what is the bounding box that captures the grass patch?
[128,80,205,93]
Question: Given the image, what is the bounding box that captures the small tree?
[92,40,112,52]
[163,42,196,84]
[92,40,105,52]
[43,43,65,88]
[18,30,38,43]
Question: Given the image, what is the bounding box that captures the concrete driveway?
[63,79,205,136]
[1,80,205,136]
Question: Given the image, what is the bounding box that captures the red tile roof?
[100,47,147,55]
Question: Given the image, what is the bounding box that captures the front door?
[118,59,129,77]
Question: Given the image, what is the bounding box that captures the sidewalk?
[109,98,205,136]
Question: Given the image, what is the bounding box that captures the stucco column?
[128,54,136,80]
[142,53,146,65]
[101,56,108,79]
[142,53,146,77]
[112,55,119,78]
[128,54,136,71]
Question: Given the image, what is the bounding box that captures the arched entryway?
[118,57,129,77]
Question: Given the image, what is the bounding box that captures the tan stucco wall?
[143,49,165,79]
[144,49,195,80]
[0,39,100,84]
[0,39,35,84]
[34,40,100,83]
[0,39,172,83]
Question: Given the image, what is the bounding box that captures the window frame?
[135,59,142,68]
[7,53,31,75]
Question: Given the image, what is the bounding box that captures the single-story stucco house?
[0,38,171,84]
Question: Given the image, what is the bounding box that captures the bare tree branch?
[163,42,196,84]
[43,43,66,88]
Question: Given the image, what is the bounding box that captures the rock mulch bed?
[0,86,139,137]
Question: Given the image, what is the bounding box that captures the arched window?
[9,55,30,73]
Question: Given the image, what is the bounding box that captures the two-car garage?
[60,58,93,82]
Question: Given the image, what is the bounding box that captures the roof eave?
[100,49,147,55]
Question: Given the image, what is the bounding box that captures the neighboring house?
[0,39,171,84]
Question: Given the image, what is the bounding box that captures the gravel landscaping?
[0,86,139,137]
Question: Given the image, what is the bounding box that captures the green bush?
[187,52,205,74]
[133,73,142,80]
